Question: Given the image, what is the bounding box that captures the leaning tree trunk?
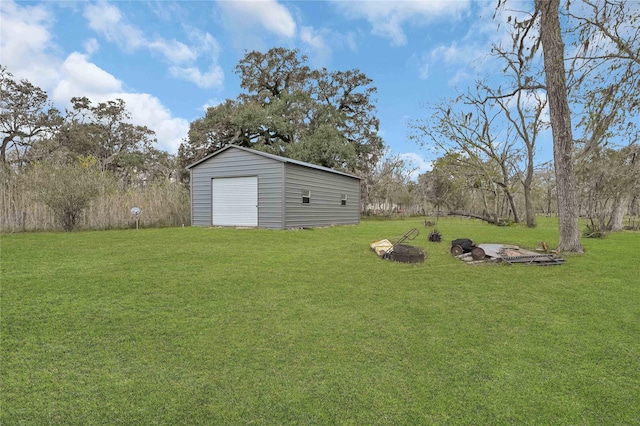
[489,184,499,224]
[536,0,584,252]
[503,187,520,223]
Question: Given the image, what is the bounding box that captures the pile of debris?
[451,239,564,266]
[369,229,565,266]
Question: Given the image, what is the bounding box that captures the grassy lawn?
[2,217,639,424]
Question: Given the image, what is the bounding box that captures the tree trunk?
[490,185,499,224]
[523,149,536,227]
[607,194,628,231]
[504,188,520,223]
[478,186,491,221]
[536,0,584,253]
[630,195,639,216]
[523,181,535,227]
[1,135,11,164]
[448,211,499,224]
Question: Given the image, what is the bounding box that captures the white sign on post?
[131,207,141,230]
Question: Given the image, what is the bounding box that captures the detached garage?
[187,145,361,229]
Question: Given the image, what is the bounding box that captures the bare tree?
[532,161,557,216]
[484,31,548,227]
[410,93,523,224]
[417,152,477,215]
[364,153,414,215]
[577,144,640,232]
[566,0,640,231]
[497,0,639,245]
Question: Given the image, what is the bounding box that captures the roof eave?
[185,144,361,180]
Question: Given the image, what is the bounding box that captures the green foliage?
[58,97,158,183]
[3,217,639,423]
[1,65,175,187]
[583,222,607,239]
[0,66,63,165]
[178,48,384,178]
[569,0,640,153]
[31,158,116,231]
[418,153,470,212]
[286,121,356,171]
[577,145,640,232]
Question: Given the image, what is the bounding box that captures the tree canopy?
[178,48,384,179]
[56,97,158,183]
[0,66,62,165]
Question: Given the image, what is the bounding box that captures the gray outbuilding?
[186,145,361,229]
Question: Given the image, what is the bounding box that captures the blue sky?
[1,0,550,177]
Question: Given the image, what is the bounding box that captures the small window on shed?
[341,194,347,206]
[302,189,311,204]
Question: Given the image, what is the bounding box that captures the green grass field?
[2,217,639,424]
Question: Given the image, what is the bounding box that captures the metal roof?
[186,145,361,179]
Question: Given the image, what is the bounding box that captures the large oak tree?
[179,48,384,181]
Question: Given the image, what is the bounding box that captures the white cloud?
[332,0,471,46]
[0,0,60,88]
[344,32,358,52]
[172,28,224,88]
[83,38,100,55]
[84,1,189,62]
[417,2,535,86]
[118,93,189,153]
[1,1,193,155]
[418,62,429,80]
[52,53,188,153]
[300,26,328,52]
[216,0,296,38]
[398,152,432,180]
[53,52,122,101]
[187,28,221,57]
[84,1,136,47]
[169,65,224,89]
[149,1,189,23]
[300,26,332,65]
[430,41,479,66]
[148,39,197,64]
[83,1,222,88]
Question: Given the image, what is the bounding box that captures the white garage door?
[211,176,258,226]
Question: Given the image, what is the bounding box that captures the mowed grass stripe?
[2,217,639,424]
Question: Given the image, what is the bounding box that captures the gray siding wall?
[190,149,284,228]
[284,163,360,228]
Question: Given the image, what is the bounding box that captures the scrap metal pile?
[450,239,565,266]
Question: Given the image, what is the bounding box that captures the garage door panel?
[212,177,258,226]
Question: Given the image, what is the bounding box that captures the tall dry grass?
[1,167,190,232]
